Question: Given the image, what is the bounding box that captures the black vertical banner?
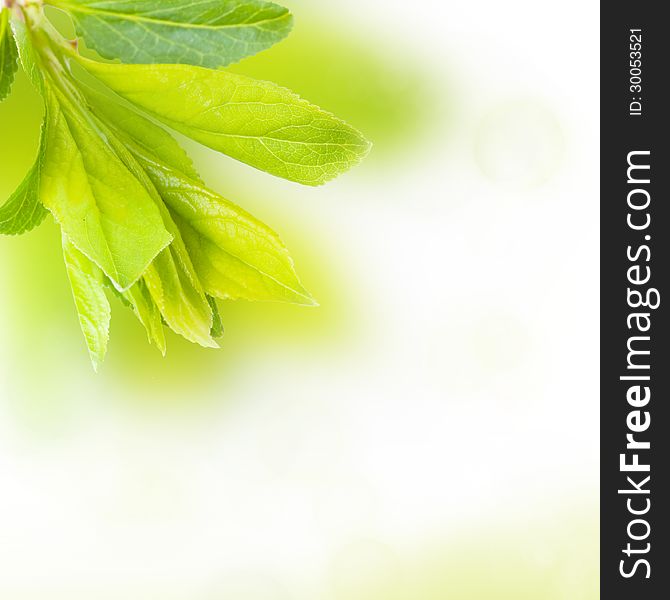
[601,3,669,598]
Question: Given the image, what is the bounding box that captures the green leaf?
[49,0,293,68]
[166,177,316,305]
[207,295,224,338]
[40,82,173,291]
[105,274,167,354]
[62,234,112,371]
[141,213,218,349]
[123,279,167,354]
[7,11,45,91]
[1,8,19,101]
[0,120,49,235]
[80,59,372,186]
[0,9,17,98]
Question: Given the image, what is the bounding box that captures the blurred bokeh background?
[0,0,599,598]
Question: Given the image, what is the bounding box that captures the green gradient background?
[0,2,598,598]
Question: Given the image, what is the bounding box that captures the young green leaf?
[141,216,218,349]
[8,11,47,91]
[163,177,316,306]
[40,83,173,291]
[207,295,224,338]
[79,59,372,186]
[122,280,167,354]
[104,274,167,354]
[49,0,293,68]
[83,88,315,305]
[62,234,112,371]
[141,261,216,349]
[0,120,49,235]
[0,8,19,101]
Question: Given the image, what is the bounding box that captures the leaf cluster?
[0,0,370,369]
